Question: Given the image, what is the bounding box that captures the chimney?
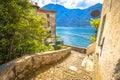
[35,2,38,6]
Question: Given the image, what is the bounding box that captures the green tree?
[0,0,54,64]
[89,18,100,43]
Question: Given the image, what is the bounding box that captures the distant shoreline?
[56,26,95,29]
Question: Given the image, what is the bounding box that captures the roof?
[38,8,56,14]
[32,5,40,9]
[32,5,56,14]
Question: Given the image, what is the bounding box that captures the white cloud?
[39,0,54,7]
[75,0,103,9]
[32,0,103,9]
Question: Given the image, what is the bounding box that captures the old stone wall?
[66,43,96,54]
[37,9,56,43]
[95,0,120,80]
[66,45,86,54]
[86,42,96,55]
[0,48,71,80]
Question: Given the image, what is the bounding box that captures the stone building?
[33,4,56,44]
[95,0,120,80]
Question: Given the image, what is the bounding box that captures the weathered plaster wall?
[95,0,120,80]
[0,48,71,80]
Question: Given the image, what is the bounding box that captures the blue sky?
[32,0,103,9]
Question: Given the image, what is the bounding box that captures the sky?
[32,0,103,9]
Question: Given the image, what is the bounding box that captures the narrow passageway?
[27,51,93,80]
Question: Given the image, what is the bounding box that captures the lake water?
[56,27,95,48]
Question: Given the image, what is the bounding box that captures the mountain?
[43,3,102,27]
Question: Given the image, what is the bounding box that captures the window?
[100,37,105,56]
[98,14,106,46]
[109,0,112,11]
[47,21,50,27]
[47,14,50,18]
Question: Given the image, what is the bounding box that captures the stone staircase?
[27,51,93,80]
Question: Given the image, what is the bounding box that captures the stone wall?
[95,0,120,80]
[0,48,71,80]
[86,42,96,55]
[66,45,86,54]
[66,44,96,54]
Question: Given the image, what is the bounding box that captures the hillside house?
[33,4,56,44]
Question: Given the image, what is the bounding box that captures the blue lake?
[56,27,95,48]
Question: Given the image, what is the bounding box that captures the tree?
[0,0,54,64]
[89,18,100,43]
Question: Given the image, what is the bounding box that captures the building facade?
[95,0,120,80]
[33,4,56,44]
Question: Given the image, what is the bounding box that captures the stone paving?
[27,51,93,80]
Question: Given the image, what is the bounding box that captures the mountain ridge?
[43,3,102,27]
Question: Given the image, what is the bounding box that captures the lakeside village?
[0,0,120,80]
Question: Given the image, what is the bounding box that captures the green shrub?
[0,0,54,64]
[89,18,100,43]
